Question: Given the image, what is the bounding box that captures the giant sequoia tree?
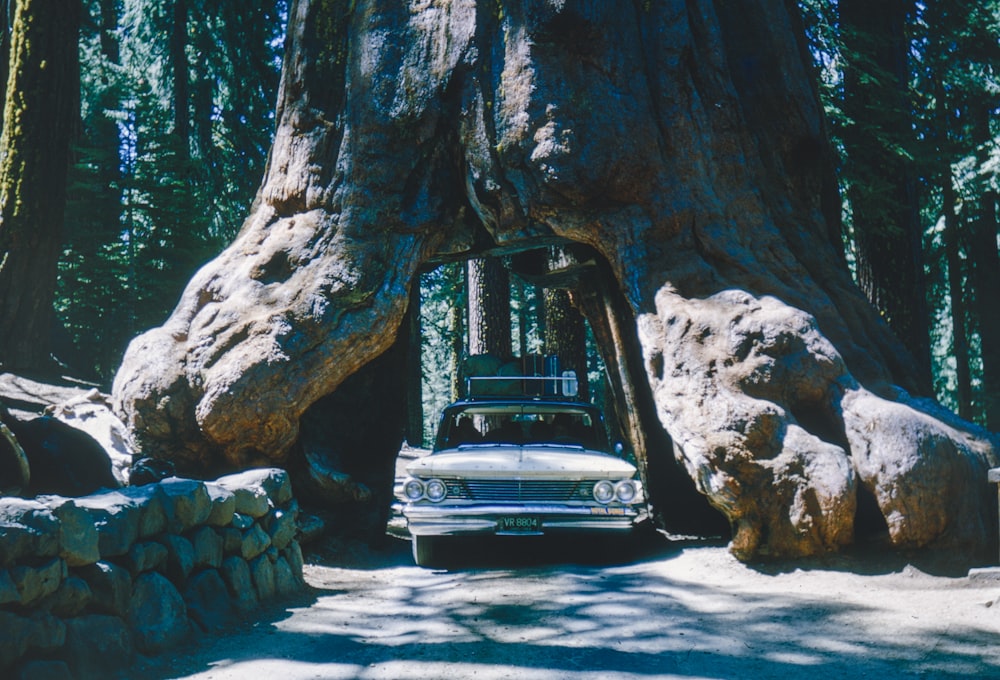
[112,0,998,562]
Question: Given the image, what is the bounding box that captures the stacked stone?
[0,467,305,679]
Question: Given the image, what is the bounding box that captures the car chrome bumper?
[402,503,647,537]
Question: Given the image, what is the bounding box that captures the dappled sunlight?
[134,540,1000,679]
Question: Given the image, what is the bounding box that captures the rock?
[46,389,135,486]
[0,568,18,604]
[0,610,66,667]
[249,553,276,601]
[0,611,31,668]
[219,556,258,613]
[10,557,65,606]
[0,499,60,567]
[263,507,298,551]
[125,541,168,573]
[273,556,302,596]
[159,477,212,532]
[48,497,100,567]
[231,512,254,530]
[182,569,236,631]
[158,534,195,583]
[0,420,30,496]
[24,611,65,651]
[283,542,305,583]
[0,408,119,497]
[203,482,236,526]
[217,468,293,507]
[215,474,271,518]
[240,524,271,561]
[73,486,166,557]
[189,525,223,569]
[128,572,190,654]
[219,526,243,555]
[128,457,175,486]
[63,614,133,676]
[76,561,132,617]
[43,575,92,617]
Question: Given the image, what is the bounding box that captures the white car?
[396,378,647,567]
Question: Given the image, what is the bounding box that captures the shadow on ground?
[132,531,1000,680]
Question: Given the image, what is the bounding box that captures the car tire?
[412,535,442,567]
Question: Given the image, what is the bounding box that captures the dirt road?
[134,535,1000,679]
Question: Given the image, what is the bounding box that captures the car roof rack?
[466,373,580,400]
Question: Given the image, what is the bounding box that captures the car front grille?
[445,479,585,502]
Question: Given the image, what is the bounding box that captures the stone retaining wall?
[0,467,306,679]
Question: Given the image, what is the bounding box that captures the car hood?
[405,446,637,479]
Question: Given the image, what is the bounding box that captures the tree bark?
[466,256,512,359]
[542,247,588,399]
[448,264,465,402]
[0,0,81,371]
[170,0,189,156]
[543,286,586,396]
[971,187,1000,429]
[943,177,973,420]
[405,282,423,446]
[113,0,998,562]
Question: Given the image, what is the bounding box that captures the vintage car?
[396,375,647,566]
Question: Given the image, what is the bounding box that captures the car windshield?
[434,403,610,453]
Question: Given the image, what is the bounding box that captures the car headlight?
[593,480,615,503]
[403,479,424,501]
[425,479,447,502]
[615,480,637,503]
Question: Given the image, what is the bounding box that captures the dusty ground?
[133,534,1000,680]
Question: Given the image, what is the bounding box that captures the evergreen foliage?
[0,0,994,429]
[56,0,285,382]
[800,0,999,426]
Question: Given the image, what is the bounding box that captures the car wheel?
[412,535,443,567]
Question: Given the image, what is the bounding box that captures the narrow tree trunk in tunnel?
[467,256,512,360]
[575,260,728,537]
[543,247,589,401]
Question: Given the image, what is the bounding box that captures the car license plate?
[497,516,540,533]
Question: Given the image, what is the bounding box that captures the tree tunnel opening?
[293,241,728,544]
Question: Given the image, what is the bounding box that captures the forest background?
[0,0,997,446]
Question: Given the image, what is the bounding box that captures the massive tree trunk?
[112,0,998,562]
[0,0,81,372]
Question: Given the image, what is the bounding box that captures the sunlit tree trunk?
[466,256,511,359]
[0,0,81,371]
[943,177,973,420]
